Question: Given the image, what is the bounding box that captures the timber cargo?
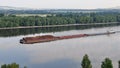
[20,31,115,44]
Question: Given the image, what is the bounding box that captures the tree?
[81,54,92,68]
[0,13,4,17]
[1,63,19,68]
[1,64,7,68]
[0,12,119,28]
[24,66,27,68]
[118,60,120,68]
[101,58,113,68]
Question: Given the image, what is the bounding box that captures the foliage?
[1,63,27,68]
[101,58,113,68]
[81,54,92,68]
[24,66,27,68]
[0,12,120,28]
[0,13,4,17]
[118,60,120,68]
[1,63,19,68]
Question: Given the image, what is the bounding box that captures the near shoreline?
[0,22,119,30]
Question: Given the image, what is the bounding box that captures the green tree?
[1,63,19,68]
[0,13,4,17]
[24,66,27,68]
[81,54,92,68]
[101,58,113,68]
[0,12,119,28]
[118,60,120,68]
[1,64,7,68]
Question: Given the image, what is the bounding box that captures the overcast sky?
[1,0,120,9]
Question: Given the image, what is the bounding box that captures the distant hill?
[0,6,119,14]
[0,6,120,10]
[0,6,32,10]
[108,6,120,9]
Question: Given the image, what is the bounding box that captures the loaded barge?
[20,31,115,44]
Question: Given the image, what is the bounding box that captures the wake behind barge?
[20,31,115,44]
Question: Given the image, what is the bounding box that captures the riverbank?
[0,22,119,30]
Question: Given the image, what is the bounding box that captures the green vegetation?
[81,54,114,68]
[1,63,26,68]
[1,63,19,68]
[81,54,92,68]
[101,58,113,68]
[0,55,119,68]
[118,61,120,68]
[0,12,120,28]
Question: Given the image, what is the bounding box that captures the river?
[0,25,120,68]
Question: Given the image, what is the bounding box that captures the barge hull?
[20,31,115,44]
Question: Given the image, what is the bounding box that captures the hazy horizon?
[1,0,120,9]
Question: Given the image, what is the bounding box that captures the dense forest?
[0,12,120,28]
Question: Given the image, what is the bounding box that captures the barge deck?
[20,31,115,44]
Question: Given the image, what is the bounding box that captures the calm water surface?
[0,26,120,68]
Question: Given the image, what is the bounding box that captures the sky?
[0,0,120,9]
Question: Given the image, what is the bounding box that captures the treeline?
[1,63,27,68]
[1,54,120,68]
[0,12,120,28]
[81,54,118,68]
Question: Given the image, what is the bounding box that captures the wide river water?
[0,25,120,68]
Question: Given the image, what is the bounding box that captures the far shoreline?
[0,22,119,30]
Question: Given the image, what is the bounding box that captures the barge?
[20,35,60,44]
[20,34,88,44]
[20,31,115,44]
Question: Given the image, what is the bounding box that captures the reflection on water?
[0,24,118,37]
[0,25,120,68]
